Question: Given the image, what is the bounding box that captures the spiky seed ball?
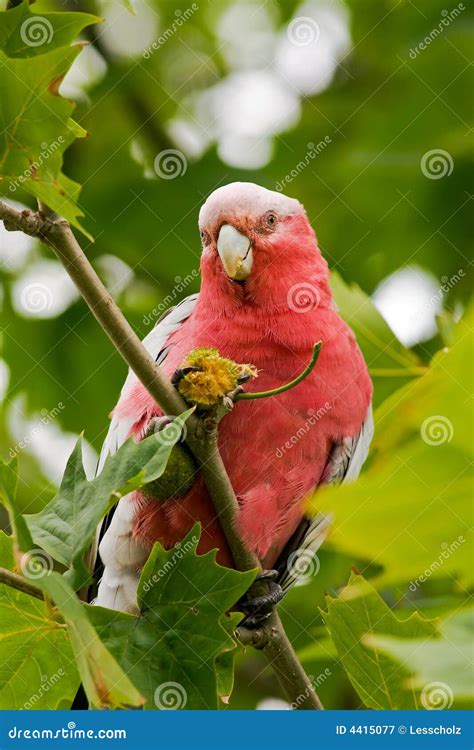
[177,347,258,409]
[141,444,196,500]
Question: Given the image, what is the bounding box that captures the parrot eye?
[200,229,211,246]
[266,213,277,227]
[258,211,278,233]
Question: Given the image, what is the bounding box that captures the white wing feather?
[93,294,199,611]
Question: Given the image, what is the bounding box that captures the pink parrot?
[94,182,373,616]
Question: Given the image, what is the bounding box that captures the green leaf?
[90,525,256,709]
[323,573,437,709]
[26,410,193,589]
[0,2,100,58]
[367,607,474,707]
[37,570,144,709]
[308,308,473,588]
[0,456,35,555]
[0,3,100,236]
[323,573,472,709]
[330,272,426,406]
[0,531,80,710]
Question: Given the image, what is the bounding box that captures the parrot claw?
[143,416,172,438]
[238,569,283,628]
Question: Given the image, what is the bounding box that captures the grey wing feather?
[277,404,373,593]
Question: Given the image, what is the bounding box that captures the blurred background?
[0,0,472,709]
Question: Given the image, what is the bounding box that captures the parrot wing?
[275,404,374,593]
[96,293,199,474]
[89,293,199,607]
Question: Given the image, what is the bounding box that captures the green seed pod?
[141,444,197,500]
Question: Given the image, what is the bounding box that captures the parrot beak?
[217,224,253,281]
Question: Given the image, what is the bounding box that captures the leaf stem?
[236,342,322,401]
[0,567,44,600]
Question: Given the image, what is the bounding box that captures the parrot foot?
[143,415,173,438]
[238,569,283,628]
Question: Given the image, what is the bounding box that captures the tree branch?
[0,566,43,600]
[0,200,323,709]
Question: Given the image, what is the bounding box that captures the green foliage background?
[0,0,472,710]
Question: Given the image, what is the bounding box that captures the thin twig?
[0,200,322,709]
[0,567,44,600]
[236,342,322,401]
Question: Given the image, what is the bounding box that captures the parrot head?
[198,182,331,310]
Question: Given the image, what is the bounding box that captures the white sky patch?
[275,0,351,96]
[372,265,442,347]
[0,359,10,403]
[218,134,273,169]
[256,698,291,710]
[12,259,80,319]
[216,1,279,70]
[60,44,107,102]
[95,254,134,299]
[204,70,301,140]
[8,396,98,485]
[99,0,158,58]
[0,201,36,272]
[167,117,210,159]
